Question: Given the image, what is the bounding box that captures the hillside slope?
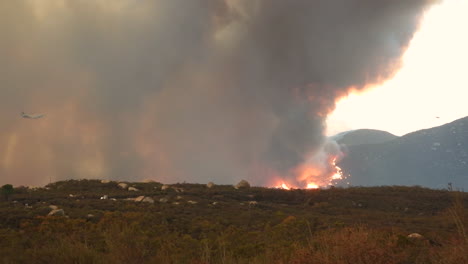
[338,117,468,189]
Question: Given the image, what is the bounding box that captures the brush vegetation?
[0,180,467,264]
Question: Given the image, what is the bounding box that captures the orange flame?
[270,154,345,190]
[274,181,293,190]
[306,183,319,189]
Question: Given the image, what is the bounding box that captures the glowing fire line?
[273,156,345,190]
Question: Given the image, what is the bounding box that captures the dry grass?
[1,182,467,264]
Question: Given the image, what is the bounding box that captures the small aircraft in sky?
[21,112,45,119]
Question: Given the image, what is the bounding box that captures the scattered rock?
[142,197,154,203]
[235,180,250,189]
[128,187,139,191]
[406,233,441,246]
[248,201,258,206]
[100,195,108,200]
[159,197,169,203]
[187,200,198,205]
[176,196,183,200]
[143,179,155,183]
[87,214,94,218]
[161,185,170,191]
[69,194,75,197]
[134,196,145,202]
[206,182,215,188]
[48,209,65,216]
[133,196,154,203]
[173,187,184,193]
[49,205,58,210]
[101,180,111,184]
[407,233,424,239]
[118,183,128,189]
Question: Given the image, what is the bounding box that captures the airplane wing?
[21,112,45,119]
[31,114,45,119]
[21,113,31,118]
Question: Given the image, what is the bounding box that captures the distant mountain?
[331,129,398,146]
[337,117,468,190]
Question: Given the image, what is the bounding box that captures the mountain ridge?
[336,116,468,190]
[331,129,399,146]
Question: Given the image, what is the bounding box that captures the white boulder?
[134,196,145,202]
[173,187,184,193]
[48,209,65,216]
[142,197,154,203]
[118,183,128,189]
[235,180,250,189]
[132,196,154,203]
[407,233,424,239]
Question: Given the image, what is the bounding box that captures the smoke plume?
[0,0,438,186]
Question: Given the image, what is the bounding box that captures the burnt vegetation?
[1,179,467,264]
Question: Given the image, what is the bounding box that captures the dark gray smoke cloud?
[0,0,438,187]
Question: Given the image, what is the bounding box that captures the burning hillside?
[269,140,347,189]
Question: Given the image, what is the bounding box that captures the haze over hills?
[336,116,468,190]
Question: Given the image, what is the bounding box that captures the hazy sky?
[327,0,468,136]
[0,0,439,187]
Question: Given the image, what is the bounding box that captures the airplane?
[21,112,45,119]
